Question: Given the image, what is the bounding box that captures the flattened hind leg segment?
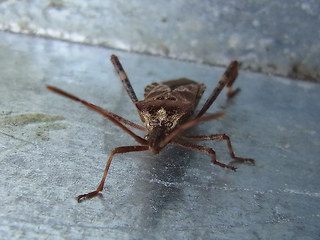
[111,55,139,104]
[196,60,240,118]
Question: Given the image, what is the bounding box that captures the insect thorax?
[135,79,206,151]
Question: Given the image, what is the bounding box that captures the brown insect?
[47,54,254,202]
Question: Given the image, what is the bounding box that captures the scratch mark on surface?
[283,189,320,198]
[0,131,33,144]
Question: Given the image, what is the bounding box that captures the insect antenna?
[46,85,147,144]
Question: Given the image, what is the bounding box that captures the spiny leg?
[172,140,237,171]
[77,145,149,202]
[110,55,139,104]
[181,134,254,164]
[196,60,240,118]
[225,62,240,99]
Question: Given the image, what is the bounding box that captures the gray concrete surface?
[0,31,319,239]
[0,0,320,82]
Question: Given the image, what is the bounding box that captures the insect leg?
[110,55,139,104]
[196,60,239,118]
[181,134,254,164]
[77,145,149,202]
[226,70,241,99]
[47,86,147,143]
[172,140,237,171]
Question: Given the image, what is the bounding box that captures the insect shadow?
[46,54,254,203]
[134,146,193,228]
